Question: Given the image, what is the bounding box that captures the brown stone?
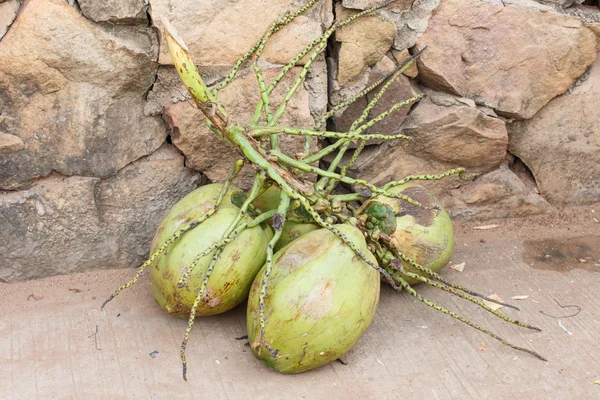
[402,90,508,170]
[416,0,598,119]
[149,0,326,66]
[335,4,397,85]
[445,165,552,221]
[78,0,148,24]
[392,49,419,78]
[0,132,24,154]
[0,0,165,189]
[0,144,203,282]
[163,66,318,189]
[342,0,414,11]
[0,0,19,39]
[509,55,600,205]
[588,22,600,38]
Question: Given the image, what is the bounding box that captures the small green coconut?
[360,183,454,285]
[273,222,319,252]
[247,224,380,374]
[252,185,282,212]
[253,185,319,251]
[150,183,272,317]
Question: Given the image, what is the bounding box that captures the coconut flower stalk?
[102,0,545,380]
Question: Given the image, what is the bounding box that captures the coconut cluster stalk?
[102,0,546,380]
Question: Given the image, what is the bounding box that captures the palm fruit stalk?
[101,0,547,380]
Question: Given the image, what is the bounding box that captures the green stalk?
[269,150,421,206]
[250,126,410,142]
[213,0,321,93]
[317,60,422,194]
[164,19,230,134]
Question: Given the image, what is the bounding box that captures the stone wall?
[0,0,599,281]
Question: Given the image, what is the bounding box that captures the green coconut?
[273,222,319,252]
[253,185,319,251]
[150,183,272,317]
[360,183,454,285]
[247,224,380,374]
[252,185,282,212]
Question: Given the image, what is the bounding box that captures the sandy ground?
[1,205,599,399]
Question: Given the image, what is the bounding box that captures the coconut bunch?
[102,0,545,380]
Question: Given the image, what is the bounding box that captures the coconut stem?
[180,247,225,381]
[314,94,423,193]
[319,52,424,195]
[313,56,421,130]
[391,248,520,311]
[382,168,478,191]
[389,260,540,331]
[268,150,422,207]
[250,126,410,142]
[303,95,421,167]
[213,0,322,93]
[178,209,277,288]
[251,64,274,126]
[254,192,291,357]
[391,272,547,362]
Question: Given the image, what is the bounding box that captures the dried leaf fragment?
[473,224,499,230]
[450,262,465,272]
[483,294,504,310]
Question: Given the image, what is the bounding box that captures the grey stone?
[0,144,203,282]
[509,55,600,205]
[78,0,148,24]
[388,0,440,51]
[0,0,165,189]
[446,165,552,221]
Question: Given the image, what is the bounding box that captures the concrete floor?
[1,211,599,399]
